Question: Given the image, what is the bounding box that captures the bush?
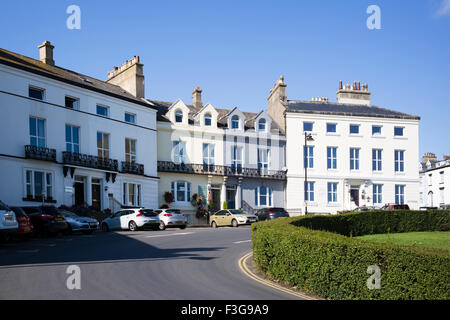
[252,210,450,300]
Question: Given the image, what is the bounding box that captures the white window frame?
[123,182,142,207]
[350,148,360,171]
[258,118,267,132]
[232,146,243,169]
[395,150,405,173]
[327,147,337,170]
[65,95,80,110]
[29,86,45,100]
[258,148,270,173]
[255,186,273,207]
[171,181,191,203]
[204,113,212,126]
[65,124,80,153]
[24,169,53,200]
[175,109,183,123]
[125,112,136,124]
[203,143,215,166]
[97,132,110,159]
[305,181,315,202]
[29,116,46,147]
[304,146,314,169]
[373,184,383,205]
[395,185,405,204]
[231,115,240,129]
[125,138,137,164]
[96,104,110,117]
[372,149,383,172]
[327,182,338,203]
[173,141,186,164]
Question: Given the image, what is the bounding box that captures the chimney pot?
[38,41,55,66]
[192,86,203,109]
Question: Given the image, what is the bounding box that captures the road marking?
[145,232,194,238]
[234,240,252,244]
[238,252,318,300]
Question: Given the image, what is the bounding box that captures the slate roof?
[286,100,420,120]
[0,47,158,110]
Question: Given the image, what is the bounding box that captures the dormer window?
[204,113,212,126]
[258,118,267,131]
[175,110,183,123]
[231,115,240,129]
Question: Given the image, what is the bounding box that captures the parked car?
[101,208,160,232]
[419,206,438,211]
[381,204,410,210]
[0,201,18,241]
[352,206,377,212]
[9,207,34,238]
[58,210,99,234]
[22,206,69,236]
[439,204,450,210]
[255,208,289,221]
[154,209,187,230]
[210,209,258,228]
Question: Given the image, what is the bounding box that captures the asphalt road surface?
[0,227,300,300]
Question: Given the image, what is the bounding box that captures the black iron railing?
[121,161,145,176]
[62,152,119,171]
[25,145,57,162]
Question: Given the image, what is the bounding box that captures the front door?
[350,189,360,207]
[226,186,236,209]
[91,178,102,210]
[211,189,221,212]
[74,176,85,206]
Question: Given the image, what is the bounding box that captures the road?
[0,227,300,300]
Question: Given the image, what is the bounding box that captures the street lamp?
[304,132,314,215]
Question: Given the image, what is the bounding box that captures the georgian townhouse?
[0,42,159,211]
[148,87,287,224]
[268,76,420,215]
[419,153,450,208]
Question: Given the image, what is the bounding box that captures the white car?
[0,201,18,241]
[101,208,160,232]
[154,209,187,230]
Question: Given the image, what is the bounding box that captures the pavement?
[0,226,308,300]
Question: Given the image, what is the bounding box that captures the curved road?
[0,227,300,300]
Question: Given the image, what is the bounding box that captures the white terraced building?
[419,153,450,208]
[0,42,159,211]
[268,77,421,215]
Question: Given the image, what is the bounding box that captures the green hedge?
[251,211,450,300]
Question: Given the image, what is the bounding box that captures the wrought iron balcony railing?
[157,161,286,180]
[62,152,119,172]
[25,145,57,162]
[121,161,145,176]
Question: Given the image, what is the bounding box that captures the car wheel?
[232,219,238,228]
[129,221,138,232]
[101,223,109,232]
[211,221,217,229]
[65,225,72,235]
[180,224,187,230]
[159,221,166,231]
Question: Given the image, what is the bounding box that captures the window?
[24,170,52,200]
[65,96,79,109]
[65,125,79,153]
[350,124,360,134]
[232,146,243,171]
[327,123,337,133]
[123,183,142,207]
[395,150,405,172]
[97,132,109,159]
[96,105,109,117]
[171,181,191,203]
[373,184,383,205]
[258,148,270,172]
[394,127,404,137]
[327,182,338,203]
[175,110,183,123]
[305,181,315,202]
[372,149,382,171]
[395,185,405,204]
[258,119,266,131]
[231,115,240,129]
[428,174,432,186]
[125,138,137,164]
[29,86,44,100]
[203,143,215,166]
[372,125,382,136]
[440,188,445,205]
[125,112,136,124]
[172,141,186,164]
[29,117,45,147]
[440,171,445,184]
[204,113,212,126]
[350,148,360,170]
[303,122,313,132]
[304,146,314,169]
[255,187,273,207]
[327,147,337,169]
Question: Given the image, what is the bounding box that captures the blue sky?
[1,0,449,160]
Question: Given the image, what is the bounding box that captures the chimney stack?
[336,80,371,106]
[422,152,437,163]
[192,86,203,109]
[106,56,145,99]
[38,41,55,66]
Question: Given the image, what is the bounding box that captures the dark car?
[22,206,69,236]
[9,207,34,238]
[255,208,290,221]
[381,204,410,211]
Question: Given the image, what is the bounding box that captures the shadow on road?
[0,231,225,267]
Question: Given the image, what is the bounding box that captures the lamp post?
[304,132,314,215]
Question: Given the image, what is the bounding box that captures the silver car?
[0,201,18,241]
[59,210,99,234]
[155,209,187,230]
[102,208,160,232]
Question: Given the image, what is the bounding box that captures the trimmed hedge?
[251,210,450,300]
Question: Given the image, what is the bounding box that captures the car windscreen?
[42,207,59,216]
[269,208,287,213]
[60,210,79,218]
[11,208,27,217]
[230,210,249,215]
[166,209,182,214]
[140,209,159,217]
